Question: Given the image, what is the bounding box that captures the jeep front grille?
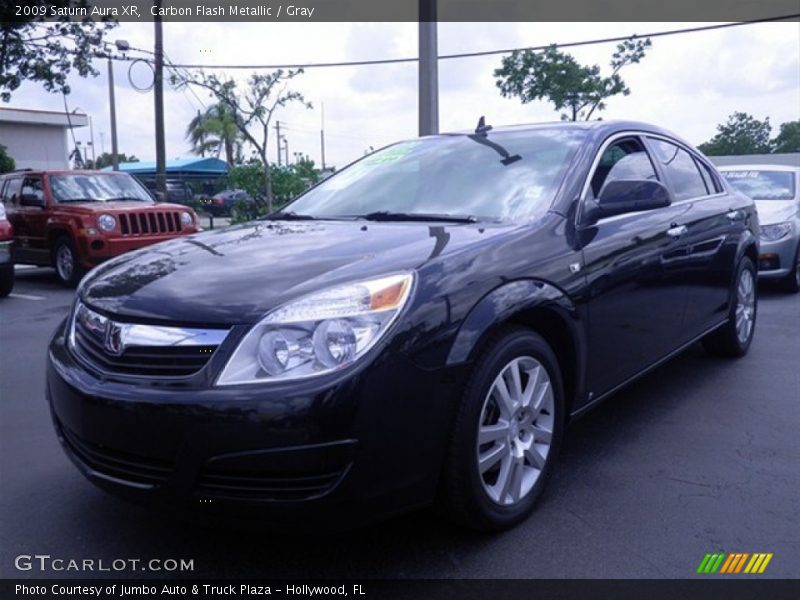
[118,210,185,236]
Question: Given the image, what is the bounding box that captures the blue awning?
[104,157,228,177]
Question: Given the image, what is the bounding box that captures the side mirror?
[583,179,670,224]
[20,193,45,208]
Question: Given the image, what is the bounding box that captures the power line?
[160,15,798,70]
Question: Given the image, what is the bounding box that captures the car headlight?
[0,203,6,220]
[216,273,414,385]
[97,213,116,232]
[760,222,792,242]
[180,211,193,227]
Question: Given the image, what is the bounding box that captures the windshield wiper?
[262,211,318,221]
[105,197,148,202]
[356,211,477,223]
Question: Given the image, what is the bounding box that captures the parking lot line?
[8,293,45,301]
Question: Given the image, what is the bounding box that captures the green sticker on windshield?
[363,142,422,165]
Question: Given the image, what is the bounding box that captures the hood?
[81,219,516,325]
[755,200,799,225]
[55,201,191,215]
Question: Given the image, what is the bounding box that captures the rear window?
[722,170,796,201]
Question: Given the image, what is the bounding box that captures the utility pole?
[153,2,167,196]
[88,115,96,165]
[283,137,289,166]
[107,57,119,170]
[320,102,326,169]
[418,0,439,136]
[275,121,282,166]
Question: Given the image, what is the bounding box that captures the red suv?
[0,170,199,286]
[0,199,13,297]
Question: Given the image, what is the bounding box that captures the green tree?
[86,152,139,170]
[0,144,16,173]
[698,112,773,156]
[186,103,244,167]
[494,38,651,121]
[172,69,312,212]
[0,2,117,102]
[228,158,319,209]
[772,120,800,153]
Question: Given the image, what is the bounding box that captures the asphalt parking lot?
[1,265,798,580]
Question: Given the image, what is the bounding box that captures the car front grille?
[118,210,185,236]
[70,302,229,378]
[196,467,347,502]
[60,423,173,487]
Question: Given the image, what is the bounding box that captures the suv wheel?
[703,257,757,357]
[0,265,13,297]
[441,327,565,531]
[780,244,800,294]
[52,236,83,288]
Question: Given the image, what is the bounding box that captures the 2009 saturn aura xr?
[47,120,759,531]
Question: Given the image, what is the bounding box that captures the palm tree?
[186,104,243,167]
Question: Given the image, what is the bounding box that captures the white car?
[719,164,800,293]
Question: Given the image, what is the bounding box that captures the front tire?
[780,243,800,294]
[441,327,565,531]
[702,256,757,357]
[0,265,13,297]
[52,236,84,288]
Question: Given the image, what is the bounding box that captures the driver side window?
[590,138,658,198]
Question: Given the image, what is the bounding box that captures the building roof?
[0,107,88,128]
[106,157,229,176]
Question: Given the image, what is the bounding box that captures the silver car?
[719,165,800,293]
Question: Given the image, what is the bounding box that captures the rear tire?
[52,236,84,288]
[0,265,13,297]
[440,327,565,531]
[780,244,800,294]
[702,257,757,357]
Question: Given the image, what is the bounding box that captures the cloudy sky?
[8,21,800,168]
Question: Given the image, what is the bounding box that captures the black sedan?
[47,120,759,531]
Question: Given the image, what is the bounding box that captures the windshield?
[286,129,586,221]
[49,173,154,203]
[722,170,796,201]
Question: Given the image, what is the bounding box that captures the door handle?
[666,225,688,239]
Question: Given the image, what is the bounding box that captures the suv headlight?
[760,222,792,242]
[0,202,6,220]
[180,211,193,227]
[216,273,414,385]
[97,213,117,232]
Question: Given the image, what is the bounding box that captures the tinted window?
[649,139,708,201]
[288,129,586,222]
[591,138,658,196]
[21,177,45,201]
[697,161,721,194]
[722,170,796,201]
[2,177,22,204]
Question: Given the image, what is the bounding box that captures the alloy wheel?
[56,244,74,282]
[735,267,755,344]
[476,356,554,506]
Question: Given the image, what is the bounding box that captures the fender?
[733,227,759,265]
[446,278,583,366]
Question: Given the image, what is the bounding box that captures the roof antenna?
[475,116,492,137]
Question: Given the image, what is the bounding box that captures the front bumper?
[47,320,464,528]
[76,231,197,269]
[757,233,798,279]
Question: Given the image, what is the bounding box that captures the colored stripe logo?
[697,552,773,574]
